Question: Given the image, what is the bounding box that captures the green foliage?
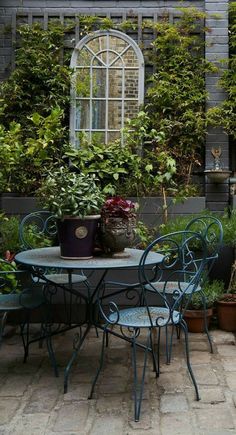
[0,9,227,201]
[133,221,157,249]
[187,280,225,310]
[66,132,177,197]
[65,139,142,196]
[145,8,216,188]
[159,215,194,236]
[159,208,236,248]
[219,210,236,247]
[0,259,19,294]
[0,214,53,256]
[0,108,67,194]
[37,167,105,219]
[0,216,21,257]
[0,22,72,194]
[0,22,71,132]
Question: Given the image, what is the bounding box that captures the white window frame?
[70,29,144,146]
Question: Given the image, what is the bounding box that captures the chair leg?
[150,328,159,377]
[132,329,151,422]
[180,320,200,401]
[0,311,8,345]
[20,311,30,363]
[88,328,107,400]
[201,292,213,353]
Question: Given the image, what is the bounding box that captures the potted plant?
[183,280,224,333]
[217,261,236,332]
[100,196,137,257]
[37,167,105,259]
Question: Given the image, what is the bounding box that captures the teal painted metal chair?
[19,211,98,373]
[0,259,45,360]
[108,215,223,355]
[89,230,207,421]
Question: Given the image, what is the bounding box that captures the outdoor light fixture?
[204,147,231,183]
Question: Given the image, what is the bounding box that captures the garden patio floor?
[0,326,236,435]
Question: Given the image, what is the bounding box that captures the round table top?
[15,247,163,270]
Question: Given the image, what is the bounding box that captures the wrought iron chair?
[89,230,207,421]
[102,216,223,355]
[19,211,98,367]
[0,258,45,360]
[145,215,223,358]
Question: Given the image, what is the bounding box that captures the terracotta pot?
[57,215,100,259]
[217,294,236,332]
[183,308,213,333]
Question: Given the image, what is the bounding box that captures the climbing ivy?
[0,9,227,199]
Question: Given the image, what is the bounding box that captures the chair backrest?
[138,230,208,326]
[19,211,58,250]
[185,215,223,274]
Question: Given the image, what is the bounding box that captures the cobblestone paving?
[0,326,235,434]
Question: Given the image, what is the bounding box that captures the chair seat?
[36,273,87,285]
[0,292,45,311]
[109,306,180,328]
[145,281,201,295]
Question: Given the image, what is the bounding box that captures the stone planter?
[100,216,136,256]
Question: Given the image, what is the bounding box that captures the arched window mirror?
[70,29,144,146]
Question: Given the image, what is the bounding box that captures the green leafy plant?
[0,259,19,294]
[65,139,143,196]
[67,129,177,199]
[143,8,217,190]
[37,166,105,219]
[0,214,53,257]
[0,22,71,131]
[186,280,225,310]
[0,21,72,194]
[0,108,67,194]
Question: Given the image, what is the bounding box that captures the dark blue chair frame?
[88,230,208,421]
[0,259,45,361]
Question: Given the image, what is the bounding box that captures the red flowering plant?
[101,197,137,222]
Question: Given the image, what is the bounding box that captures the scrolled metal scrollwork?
[120,326,140,339]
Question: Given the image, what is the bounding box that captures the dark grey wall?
[0,0,230,211]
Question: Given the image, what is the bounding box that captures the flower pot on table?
[57,215,100,259]
[100,216,136,257]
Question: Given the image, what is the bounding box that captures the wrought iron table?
[15,246,163,392]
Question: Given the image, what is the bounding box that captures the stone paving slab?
[0,326,235,434]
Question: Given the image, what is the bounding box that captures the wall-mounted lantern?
[204,147,231,183]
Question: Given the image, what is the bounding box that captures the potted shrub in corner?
[217,261,236,332]
[183,280,224,333]
[37,167,105,259]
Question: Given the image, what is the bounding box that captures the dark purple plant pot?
[57,215,100,259]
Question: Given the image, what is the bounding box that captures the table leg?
[64,323,91,393]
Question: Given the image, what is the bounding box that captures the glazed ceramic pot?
[57,215,100,259]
